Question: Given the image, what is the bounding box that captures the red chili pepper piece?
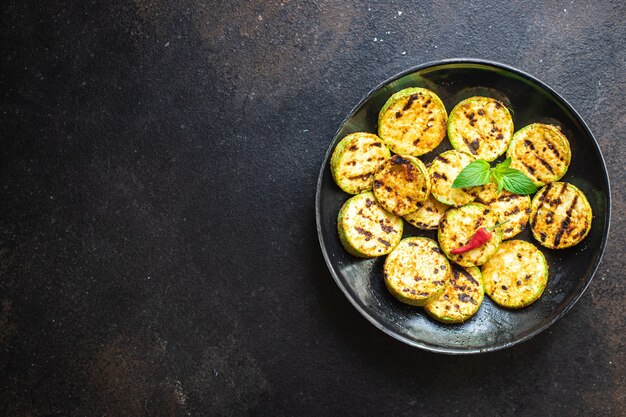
[450,227,492,254]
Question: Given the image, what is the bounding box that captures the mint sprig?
[451,159,491,189]
[451,157,538,195]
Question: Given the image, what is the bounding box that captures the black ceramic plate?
[315,59,610,354]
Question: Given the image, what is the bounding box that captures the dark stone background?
[0,1,624,416]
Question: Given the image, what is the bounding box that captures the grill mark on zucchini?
[462,136,478,154]
[497,193,520,203]
[534,154,556,175]
[378,237,391,247]
[542,136,562,159]
[402,93,419,111]
[553,194,578,247]
[552,182,568,206]
[379,221,395,233]
[458,293,476,304]
[522,161,536,177]
[393,155,411,165]
[347,172,373,181]
[355,227,373,240]
[436,155,450,165]
[469,139,480,153]
[531,183,554,228]
[457,268,479,286]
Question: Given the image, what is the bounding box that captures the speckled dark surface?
[0,1,624,416]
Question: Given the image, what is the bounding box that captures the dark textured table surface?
[1,1,624,416]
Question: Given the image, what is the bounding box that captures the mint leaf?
[491,170,505,193]
[451,159,491,188]
[451,157,537,195]
[501,168,538,194]
[495,157,511,171]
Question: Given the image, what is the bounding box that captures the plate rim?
[315,58,612,354]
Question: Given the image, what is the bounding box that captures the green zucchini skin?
[447,96,514,161]
[378,88,448,156]
[337,192,403,258]
[330,132,391,194]
[529,182,592,249]
[507,123,571,187]
[428,150,498,207]
[424,265,484,323]
[373,155,430,216]
[482,240,548,308]
[438,203,503,267]
[403,194,450,230]
[384,237,450,306]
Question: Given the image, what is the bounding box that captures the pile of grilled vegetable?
[331,87,592,324]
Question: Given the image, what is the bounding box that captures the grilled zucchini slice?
[330,132,391,194]
[529,182,592,249]
[507,123,571,186]
[403,194,450,230]
[428,150,498,207]
[447,96,514,161]
[378,88,448,156]
[477,191,531,240]
[373,155,430,216]
[438,203,503,267]
[482,240,548,308]
[384,237,450,306]
[424,265,484,323]
[337,191,403,258]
